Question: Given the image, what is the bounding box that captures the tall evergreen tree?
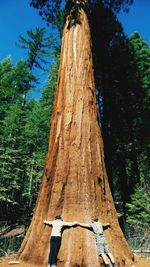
[22,60,58,225]
[17,1,136,267]
[0,58,32,223]
[17,27,55,72]
[0,57,16,119]
[0,23,59,224]
[17,27,56,106]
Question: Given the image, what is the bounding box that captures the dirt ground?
[0,255,149,267]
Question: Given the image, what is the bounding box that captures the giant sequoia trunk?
[18,3,134,267]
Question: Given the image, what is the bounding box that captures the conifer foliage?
[0,29,58,226]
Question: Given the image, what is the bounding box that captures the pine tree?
[0,103,26,223]
[21,60,59,225]
[0,58,36,223]
[17,27,55,72]
[126,185,150,228]
[0,57,16,119]
[17,27,56,106]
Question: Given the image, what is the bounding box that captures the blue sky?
[0,0,50,63]
[117,0,150,45]
[0,0,150,91]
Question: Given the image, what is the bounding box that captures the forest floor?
[0,255,149,267]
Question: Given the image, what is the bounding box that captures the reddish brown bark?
[18,8,134,267]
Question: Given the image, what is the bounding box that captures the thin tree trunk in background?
[119,153,128,207]
[18,5,134,267]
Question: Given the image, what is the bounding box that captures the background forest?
[0,0,149,257]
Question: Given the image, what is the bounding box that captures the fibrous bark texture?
[18,8,134,267]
